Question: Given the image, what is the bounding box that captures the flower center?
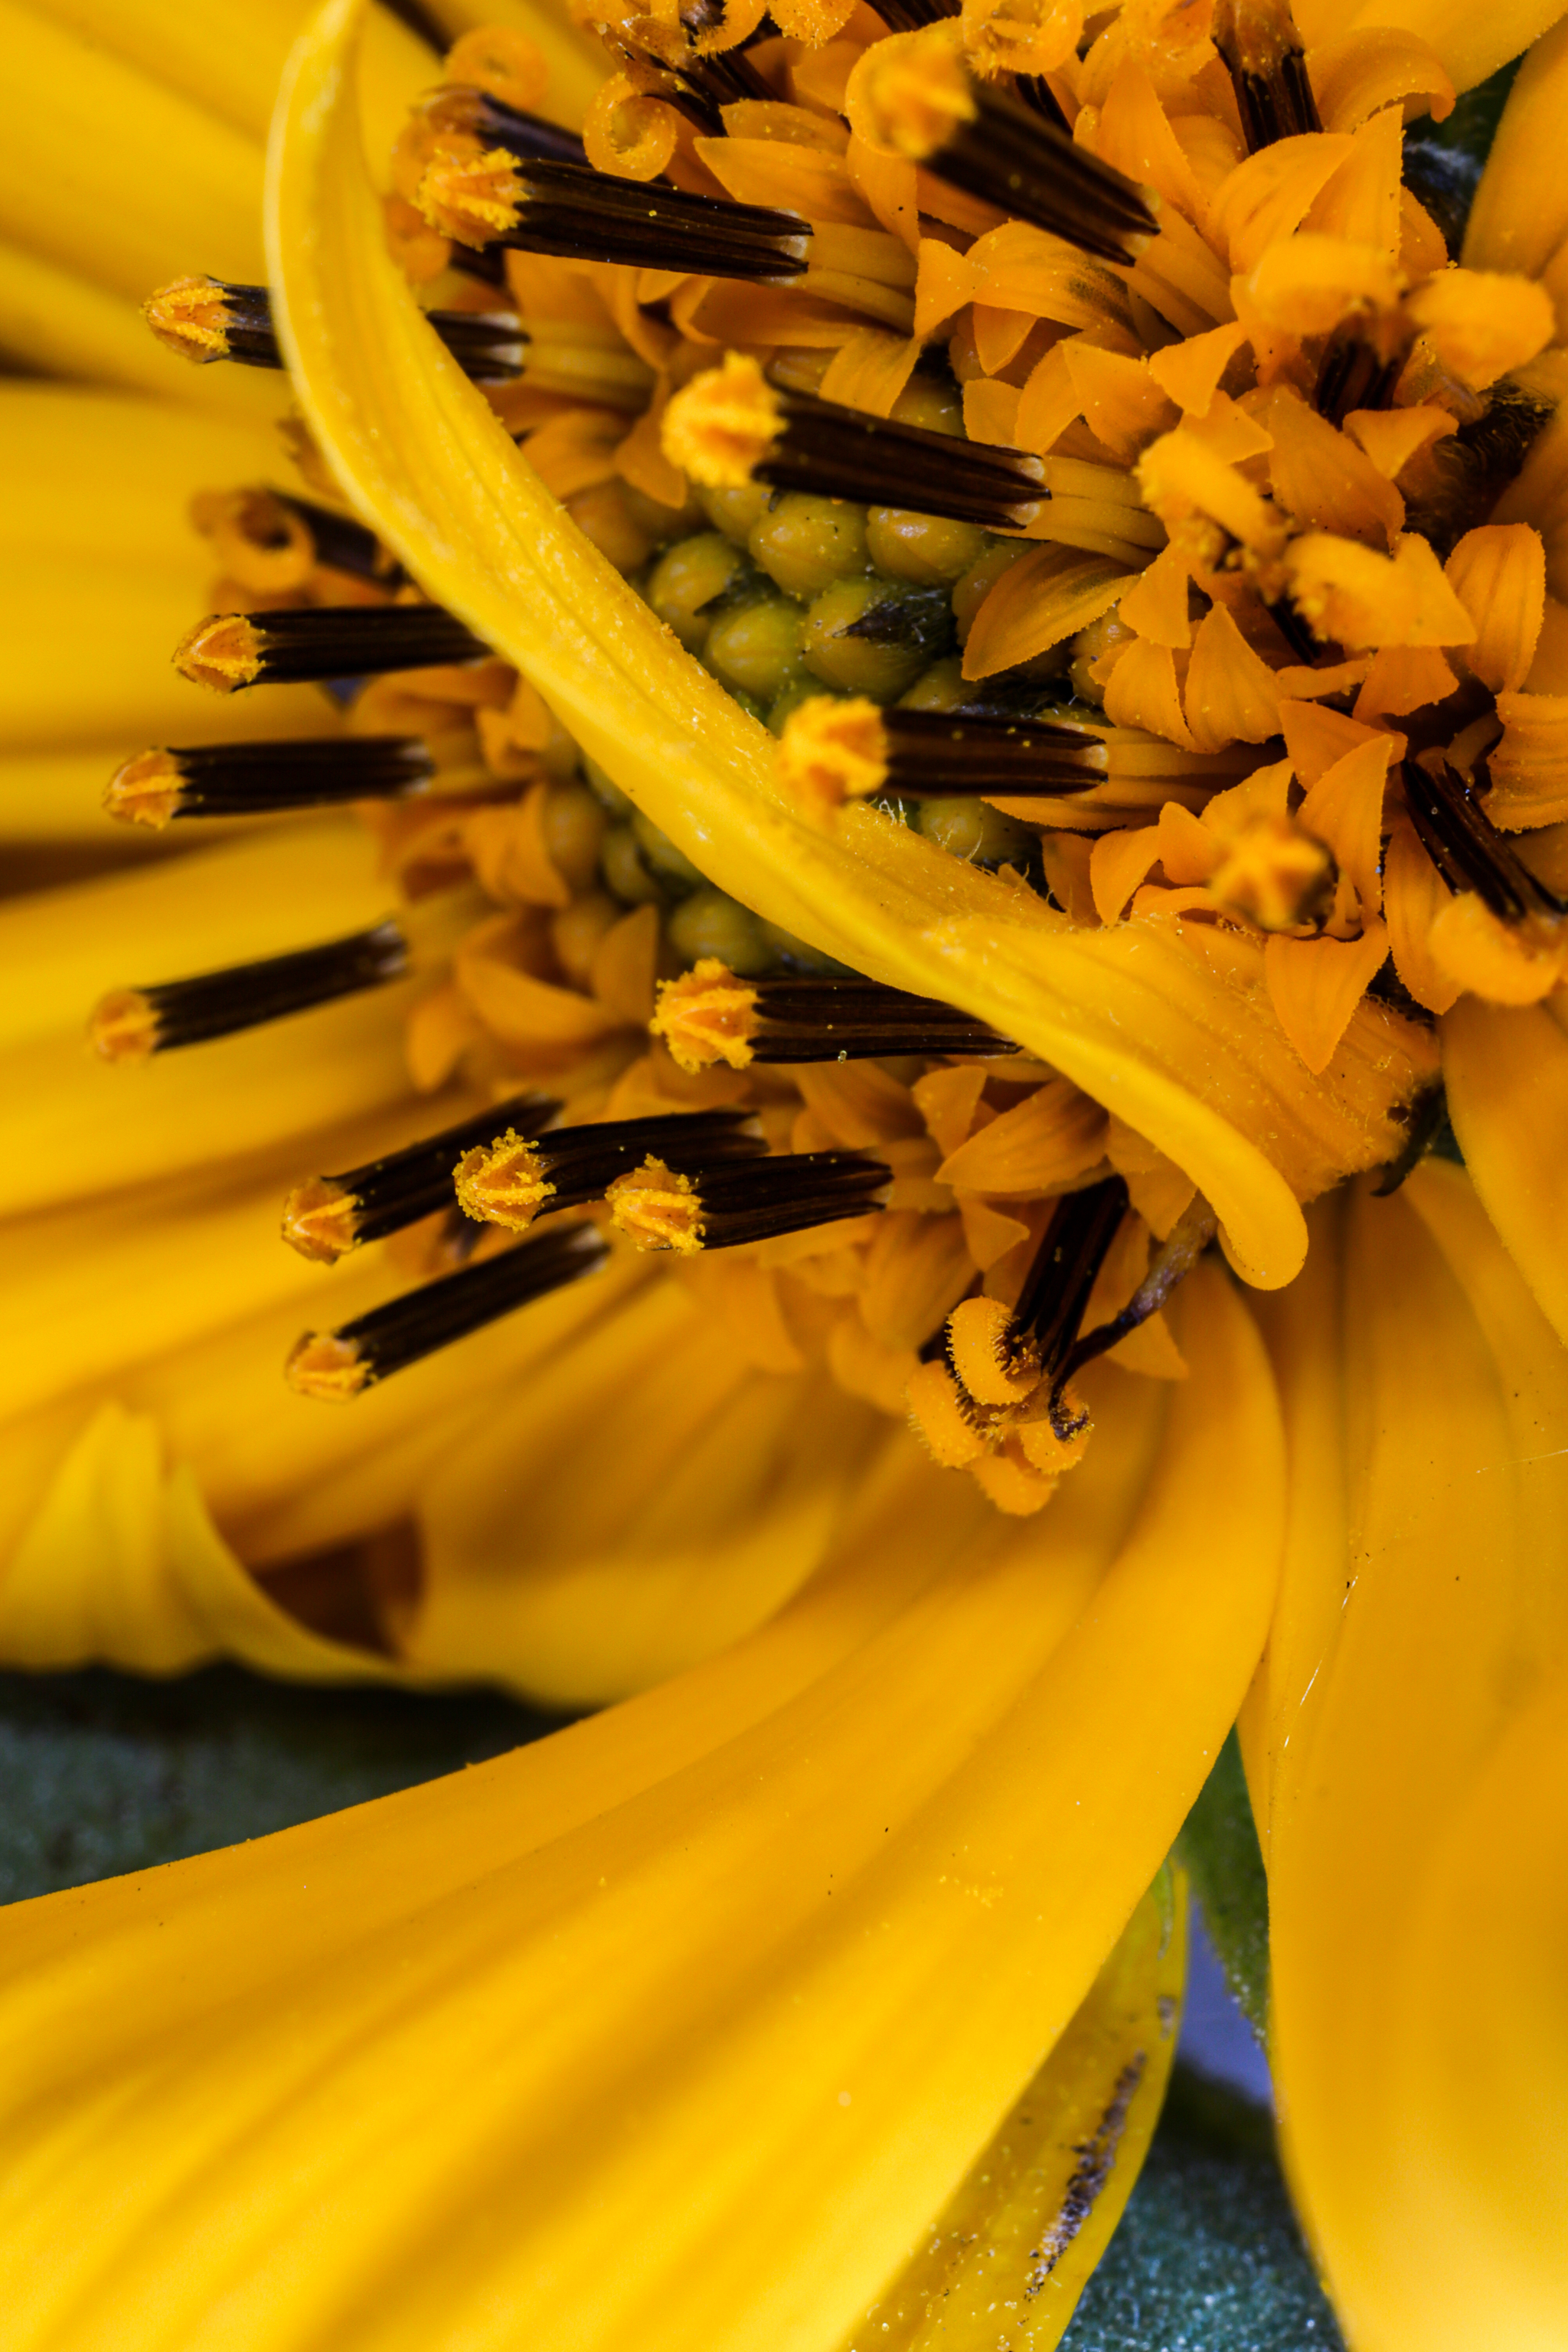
[109,0,1563,1521]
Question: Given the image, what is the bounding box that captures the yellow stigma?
[1207,815,1336,934]
[946,1295,1041,1407]
[142,273,230,363]
[660,353,783,491]
[103,748,181,829]
[284,1331,372,1402]
[650,959,760,1072]
[845,26,975,163]
[87,988,157,1063]
[280,1177,360,1265]
[417,138,524,247]
[776,697,888,824]
[605,1158,706,1253]
[172,613,262,694]
[454,1132,555,1230]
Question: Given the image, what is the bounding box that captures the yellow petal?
[0,1400,407,1680]
[1462,10,1568,282]
[0,982,417,1219]
[1371,1663,1568,2349]
[1263,920,1390,1075]
[0,818,390,1057]
[0,0,266,300]
[1442,992,1568,1344]
[1246,1165,1568,2352]
[269,0,1374,1289]
[851,1871,1187,2350]
[1292,0,1568,101]
[0,1263,1280,2352]
[935,1076,1108,1192]
[0,1093,444,1426]
[406,1275,890,1706]
[1405,265,1556,390]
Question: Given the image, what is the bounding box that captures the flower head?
[3,0,1568,2342]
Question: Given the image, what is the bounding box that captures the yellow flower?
[2,0,1568,2344]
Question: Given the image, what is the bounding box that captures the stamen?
[456,1108,765,1232]
[418,140,810,281]
[286,1224,609,1400]
[1312,328,1404,429]
[662,354,1044,528]
[174,605,488,693]
[256,490,397,586]
[413,86,590,168]
[144,276,528,381]
[607,1147,890,1252]
[870,0,962,28]
[850,39,1156,265]
[1401,758,1568,926]
[105,737,434,829]
[1264,595,1320,664]
[990,1175,1130,1437]
[778,694,1108,818]
[1210,0,1321,151]
[652,958,1020,1069]
[143,277,279,368]
[283,1093,561,1263]
[1059,1191,1217,1381]
[89,923,409,1061]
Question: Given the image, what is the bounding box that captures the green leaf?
[1174,1726,1270,2040]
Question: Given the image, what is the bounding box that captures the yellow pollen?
[777,697,888,823]
[1208,815,1336,933]
[650,958,761,1071]
[142,274,230,363]
[906,1357,989,1468]
[946,1295,1041,1407]
[87,988,157,1063]
[417,138,524,247]
[284,1331,372,1402]
[454,1132,555,1230]
[845,26,976,163]
[660,353,783,491]
[280,1177,361,1265]
[605,1157,706,1253]
[1012,1386,1093,1475]
[103,749,181,829]
[173,613,262,694]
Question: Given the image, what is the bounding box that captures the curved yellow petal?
[1462,12,1568,281]
[1247,1165,1568,2352]
[265,0,1426,1291]
[0,385,281,569]
[0,1265,1279,2352]
[0,0,268,302]
[1371,1664,1568,2351]
[0,1399,408,1682]
[1294,0,1568,99]
[35,0,435,149]
[1442,994,1568,1347]
[843,1871,1187,2352]
[407,1273,893,1706]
